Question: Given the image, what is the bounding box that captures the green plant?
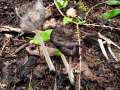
[63,16,85,25]
[28,84,34,90]
[63,16,73,24]
[106,0,120,6]
[100,0,120,19]
[30,29,53,45]
[31,30,55,71]
[54,0,69,9]
[54,48,61,56]
[30,29,62,56]
[101,9,120,19]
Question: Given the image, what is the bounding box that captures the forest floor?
[0,0,120,90]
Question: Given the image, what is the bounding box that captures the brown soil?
[0,0,120,90]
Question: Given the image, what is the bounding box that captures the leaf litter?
[0,0,120,90]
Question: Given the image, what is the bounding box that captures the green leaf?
[54,49,62,56]
[28,84,33,90]
[55,0,69,9]
[39,29,53,42]
[30,29,53,45]
[106,0,120,6]
[72,16,85,25]
[63,16,73,25]
[63,16,85,25]
[101,9,120,19]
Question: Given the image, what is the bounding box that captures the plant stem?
[98,32,120,50]
[60,53,74,84]
[107,44,119,61]
[98,39,109,60]
[35,32,55,71]
[76,24,82,90]
[54,0,65,16]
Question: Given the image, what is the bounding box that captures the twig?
[107,44,119,61]
[0,25,21,32]
[98,33,120,50]
[85,2,106,21]
[83,23,120,31]
[54,78,57,90]
[0,38,10,56]
[15,7,22,20]
[98,39,109,60]
[69,56,72,74]
[68,56,73,84]
[60,53,74,84]
[12,43,28,55]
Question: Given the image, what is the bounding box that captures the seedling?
[29,30,55,71]
[30,30,75,84]
[30,29,53,44]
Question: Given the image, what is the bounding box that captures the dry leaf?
[66,8,77,17]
